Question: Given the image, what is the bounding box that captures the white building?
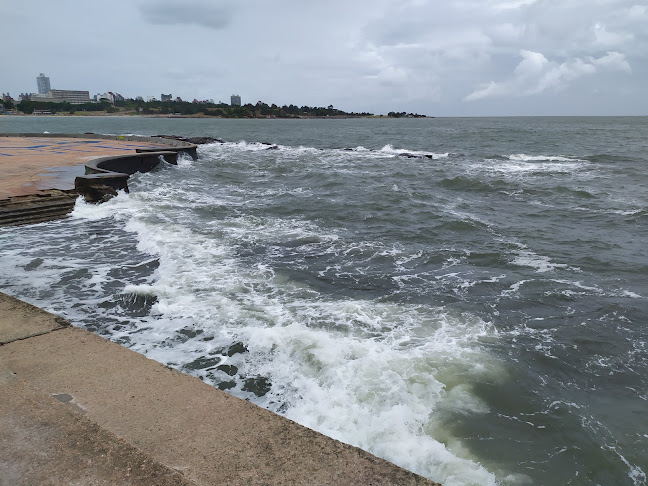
[96,93,113,103]
[32,89,90,104]
[96,92,124,104]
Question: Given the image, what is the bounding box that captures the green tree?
[17,100,34,114]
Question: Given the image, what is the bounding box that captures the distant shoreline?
[0,113,425,119]
[1,112,430,120]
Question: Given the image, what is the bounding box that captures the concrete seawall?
[0,294,439,485]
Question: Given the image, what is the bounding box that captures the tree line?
[5,99,114,114]
[116,99,376,118]
[2,97,427,118]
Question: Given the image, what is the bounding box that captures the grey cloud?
[139,1,235,29]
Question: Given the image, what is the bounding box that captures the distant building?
[231,94,241,106]
[50,89,90,104]
[161,94,172,101]
[19,93,31,101]
[36,73,51,94]
[136,96,144,101]
[32,89,90,104]
[96,92,125,104]
[30,93,51,101]
[175,96,183,102]
[146,96,157,102]
[97,92,114,104]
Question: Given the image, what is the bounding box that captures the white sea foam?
[509,245,581,274]
[200,139,450,162]
[622,290,643,298]
[511,251,568,273]
[64,171,505,485]
[467,154,590,180]
[604,445,647,486]
[501,279,531,297]
[507,154,583,163]
[380,144,449,159]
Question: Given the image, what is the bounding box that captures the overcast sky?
[2,0,646,116]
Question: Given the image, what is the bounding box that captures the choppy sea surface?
[1,116,647,485]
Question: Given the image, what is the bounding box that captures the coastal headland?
[0,134,439,485]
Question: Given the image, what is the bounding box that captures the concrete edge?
[0,291,441,485]
[0,292,71,345]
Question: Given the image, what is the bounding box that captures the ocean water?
[1,116,647,485]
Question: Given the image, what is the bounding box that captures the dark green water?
[1,116,647,485]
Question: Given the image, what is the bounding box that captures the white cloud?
[514,50,549,77]
[464,81,504,101]
[592,23,634,48]
[465,50,631,101]
[591,51,632,72]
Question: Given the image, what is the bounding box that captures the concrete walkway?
[0,137,171,198]
[0,292,438,485]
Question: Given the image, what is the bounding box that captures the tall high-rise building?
[36,73,51,94]
[231,94,241,106]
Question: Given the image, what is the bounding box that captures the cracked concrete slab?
[0,292,69,344]
[0,370,197,486]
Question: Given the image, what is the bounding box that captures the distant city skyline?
[4,71,231,108]
[2,0,647,116]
